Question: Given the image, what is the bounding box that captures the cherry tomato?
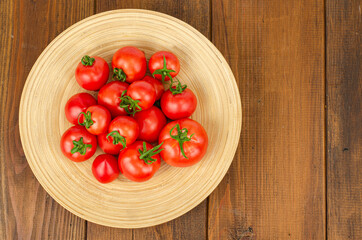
[107,116,139,149]
[92,154,120,183]
[159,119,208,167]
[118,141,163,182]
[98,133,124,155]
[78,105,111,135]
[65,93,97,125]
[142,76,164,100]
[119,80,156,115]
[98,81,129,118]
[133,106,167,143]
[149,51,180,82]
[60,125,97,162]
[75,55,109,90]
[161,83,197,120]
[112,46,147,83]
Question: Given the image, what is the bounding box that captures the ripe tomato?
[107,116,139,149]
[78,105,111,135]
[98,133,124,155]
[112,46,147,83]
[159,119,208,167]
[149,51,180,82]
[118,141,163,182]
[98,81,129,118]
[161,83,197,120]
[75,55,109,90]
[133,106,166,143]
[60,125,97,162]
[65,93,97,125]
[142,76,164,100]
[119,80,156,115]
[92,154,120,183]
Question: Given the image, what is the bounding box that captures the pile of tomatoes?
[60,46,208,183]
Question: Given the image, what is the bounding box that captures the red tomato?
[149,51,180,82]
[78,105,111,135]
[65,93,97,125]
[98,133,124,155]
[118,141,163,182]
[142,76,164,100]
[92,154,120,183]
[112,46,147,83]
[75,55,109,90]
[133,106,167,143]
[107,116,139,149]
[119,80,156,115]
[60,125,97,162]
[98,81,129,118]
[159,119,208,167]
[161,85,197,120]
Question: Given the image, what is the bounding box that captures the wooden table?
[0,0,360,239]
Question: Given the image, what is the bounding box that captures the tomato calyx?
[152,55,175,83]
[78,111,94,128]
[113,68,127,82]
[170,124,194,159]
[169,79,187,95]
[106,131,127,149]
[71,137,92,155]
[119,90,142,116]
[81,55,95,66]
[138,142,164,164]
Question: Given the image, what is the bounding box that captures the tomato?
[149,51,180,82]
[112,46,147,83]
[78,105,111,135]
[60,125,97,162]
[133,106,167,143]
[142,76,164,100]
[98,81,129,118]
[118,141,163,182]
[161,82,197,120]
[75,55,109,91]
[97,133,124,155]
[92,154,120,183]
[159,119,208,167]
[119,80,156,115]
[107,116,139,149]
[65,93,97,125]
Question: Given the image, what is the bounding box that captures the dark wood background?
[0,0,361,239]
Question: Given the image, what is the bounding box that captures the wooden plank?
[208,0,326,239]
[0,0,94,239]
[87,1,209,239]
[326,0,362,239]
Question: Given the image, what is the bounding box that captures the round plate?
[19,9,241,228]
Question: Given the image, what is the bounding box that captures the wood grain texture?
[326,0,362,239]
[88,0,210,239]
[0,0,93,239]
[208,0,326,239]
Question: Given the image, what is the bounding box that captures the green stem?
[71,137,92,155]
[113,68,127,82]
[119,90,142,116]
[170,124,194,159]
[78,111,94,129]
[138,142,164,164]
[152,55,176,83]
[169,79,187,95]
[106,131,127,149]
[81,55,95,66]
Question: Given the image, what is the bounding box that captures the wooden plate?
[19,9,241,228]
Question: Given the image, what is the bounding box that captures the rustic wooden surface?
[0,0,360,240]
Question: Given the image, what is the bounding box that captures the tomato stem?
[81,55,95,66]
[113,68,127,82]
[119,90,142,116]
[169,79,187,95]
[139,142,164,164]
[170,124,194,159]
[106,131,127,149]
[78,111,94,129]
[71,137,92,155]
[152,55,175,83]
